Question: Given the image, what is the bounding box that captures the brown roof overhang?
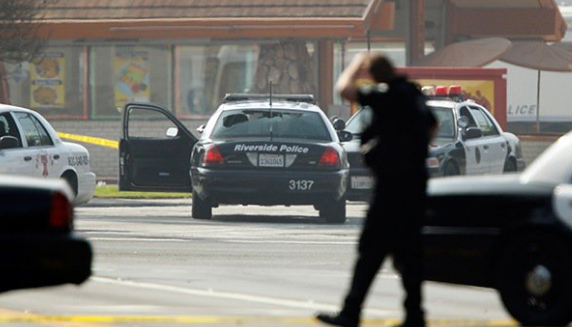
[35,0,395,40]
[36,16,393,40]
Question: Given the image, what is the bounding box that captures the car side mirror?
[464,127,482,140]
[332,117,346,131]
[197,124,205,134]
[0,136,19,150]
[338,130,353,142]
[457,116,469,129]
[166,127,178,138]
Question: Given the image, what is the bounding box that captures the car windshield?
[210,109,332,141]
[345,107,373,135]
[345,106,455,139]
[431,106,456,139]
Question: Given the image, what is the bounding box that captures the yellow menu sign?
[114,51,150,109]
[30,53,65,108]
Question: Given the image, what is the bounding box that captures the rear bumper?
[76,172,96,206]
[193,168,348,205]
[0,233,92,293]
[346,166,437,202]
[346,167,373,202]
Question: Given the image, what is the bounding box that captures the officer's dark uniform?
[339,76,436,327]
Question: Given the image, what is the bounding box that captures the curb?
[81,198,190,208]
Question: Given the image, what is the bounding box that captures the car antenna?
[269,80,273,141]
[269,79,273,107]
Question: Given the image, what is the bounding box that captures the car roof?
[0,104,36,114]
[427,98,482,109]
[426,99,458,109]
[218,100,322,113]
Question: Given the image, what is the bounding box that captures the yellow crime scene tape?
[57,132,119,149]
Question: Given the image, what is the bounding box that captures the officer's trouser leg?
[394,233,424,322]
[341,249,387,318]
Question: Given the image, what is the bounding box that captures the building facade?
[0,0,566,181]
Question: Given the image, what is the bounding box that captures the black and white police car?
[0,104,96,205]
[423,129,572,326]
[343,85,525,201]
[119,94,352,223]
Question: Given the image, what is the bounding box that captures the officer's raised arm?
[335,52,371,102]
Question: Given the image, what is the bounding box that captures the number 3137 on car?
[289,180,314,190]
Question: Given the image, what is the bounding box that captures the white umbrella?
[412,37,512,67]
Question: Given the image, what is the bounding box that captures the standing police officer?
[316,52,437,327]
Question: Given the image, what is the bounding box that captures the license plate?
[351,176,374,189]
[259,154,284,167]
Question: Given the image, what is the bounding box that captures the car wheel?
[191,188,212,220]
[503,158,517,172]
[319,198,346,224]
[497,234,572,326]
[62,172,78,198]
[443,161,460,176]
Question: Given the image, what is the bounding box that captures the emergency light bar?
[223,93,315,104]
[421,85,464,102]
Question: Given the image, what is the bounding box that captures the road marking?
[91,276,392,315]
[88,237,187,242]
[87,237,356,245]
[0,292,517,326]
[226,240,356,245]
[0,315,518,325]
[84,277,518,326]
[57,132,118,149]
[0,307,109,326]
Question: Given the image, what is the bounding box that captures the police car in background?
[119,94,352,223]
[343,85,525,201]
[0,104,96,205]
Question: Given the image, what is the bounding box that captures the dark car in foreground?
[423,129,572,326]
[343,91,525,201]
[119,95,352,223]
[0,175,92,293]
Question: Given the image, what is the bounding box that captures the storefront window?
[177,41,318,119]
[3,45,86,119]
[177,44,258,118]
[90,45,172,119]
[333,41,408,105]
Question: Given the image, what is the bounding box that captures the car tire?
[503,158,517,172]
[62,172,78,198]
[319,198,346,224]
[443,161,460,176]
[191,188,212,220]
[497,233,572,326]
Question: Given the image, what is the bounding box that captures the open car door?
[119,102,197,192]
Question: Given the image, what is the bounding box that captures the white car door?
[0,112,36,176]
[468,106,507,174]
[459,106,488,175]
[13,111,65,179]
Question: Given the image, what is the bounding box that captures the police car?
[423,129,572,326]
[118,95,352,223]
[0,175,92,293]
[0,104,96,205]
[343,85,525,201]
